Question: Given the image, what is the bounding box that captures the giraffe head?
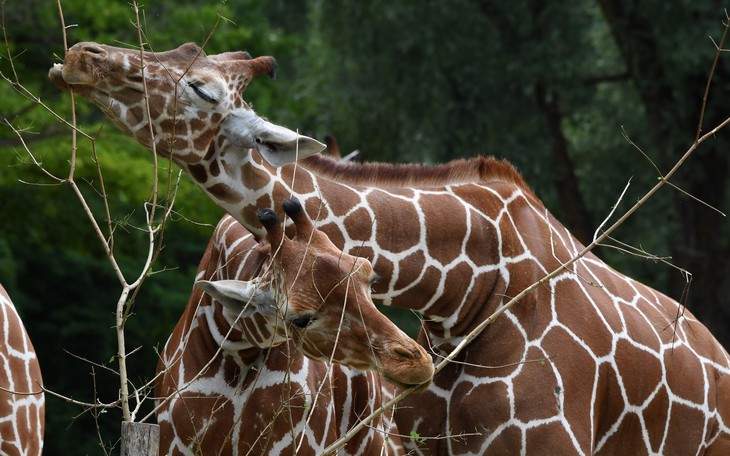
[48,42,324,166]
[198,199,434,388]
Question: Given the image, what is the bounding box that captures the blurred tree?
[303,0,730,343]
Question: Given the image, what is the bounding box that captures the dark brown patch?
[615,338,662,406]
[664,403,705,454]
[187,163,209,184]
[371,257,393,296]
[204,140,218,161]
[643,386,670,452]
[209,159,220,177]
[349,245,374,262]
[512,346,560,422]
[319,223,345,248]
[304,198,329,222]
[193,130,215,153]
[129,105,144,125]
[553,280,614,358]
[664,343,704,404]
[371,195,420,253]
[422,193,467,265]
[343,207,373,241]
[148,93,166,116]
[525,421,582,454]
[207,183,243,204]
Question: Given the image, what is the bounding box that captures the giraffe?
[155,198,432,455]
[0,284,45,456]
[51,42,730,454]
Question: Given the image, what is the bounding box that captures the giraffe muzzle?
[49,42,111,88]
[381,340,434,387]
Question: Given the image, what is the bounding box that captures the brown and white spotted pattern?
[52,42,730,454]
[0,285,44,456]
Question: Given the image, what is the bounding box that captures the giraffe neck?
[180,146,549,346]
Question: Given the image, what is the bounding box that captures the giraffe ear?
[228,110,326,166]
[255,119,325,166]
[196,279,277,317]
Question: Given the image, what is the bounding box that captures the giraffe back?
[0,284,44,456]
[155,215,402,455]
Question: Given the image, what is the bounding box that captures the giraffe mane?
[299,153,536,195]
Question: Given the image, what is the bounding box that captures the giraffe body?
[0,285,44,456]
[52,42,730,454]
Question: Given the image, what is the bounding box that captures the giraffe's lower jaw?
[383,375,432,392]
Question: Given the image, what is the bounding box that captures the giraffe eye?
[188,82,218,104]
[291,314,314,329]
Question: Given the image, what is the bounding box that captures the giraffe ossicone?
[53,41,730,455]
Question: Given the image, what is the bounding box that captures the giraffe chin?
[382,374,432,392]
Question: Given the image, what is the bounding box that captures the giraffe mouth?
[383,374,432,392]
[48,63,72,92]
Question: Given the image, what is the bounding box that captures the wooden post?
[121,422,159,456]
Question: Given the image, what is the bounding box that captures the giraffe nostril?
[391,344,420,360]
[78,43,107,58]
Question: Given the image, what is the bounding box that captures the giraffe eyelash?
[188,82,218,104]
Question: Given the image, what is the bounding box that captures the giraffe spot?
[243,163,271,192]
[147,93,166,116]
[190,117,207,133]
[614,337,662,406]
[512,346,560,422]
[344,207,372,241]
[594,362,626,447]
[325,187,365,218]
[127,105,144,124]
[187,164,208,184]
[193,130,215,153]
[207,183,243,204]
[425,262,475,322]
[293,172,316,194]
[450,379,512,452]
[618,298,663,352]
[209,159,220,177]
[525,420,580,454]
[466,214,499,267]
[422,194,467,265]
[643,385,670,453]
[663,403,706,454]
[663,342,705,404]
[552,278,613,358]
[205,139,218,161]
[602,413,647,452]
[371,257,394,295]
[541,325,597,451]
[319,223,345,248]
[158,80,174,94]
[394,251,429,291]
[369,194,420,253]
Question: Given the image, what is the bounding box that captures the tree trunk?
[121,422,159,456]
